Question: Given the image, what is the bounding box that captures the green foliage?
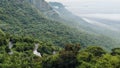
[42,54,60,68]
[111,48,120,55]
[42,44,80,68]
[0,29,5,37]
[83,46,106,57]
[0,0,117,50]
[0,32,120,68]
[36,41,61,56]
[77,52,92,62]
[77,46,120,68]
[42,44,120,68]
[77,61,94,68]
[0,52,42,68]
[0,29,7,46]
[0,0,120,68]
[95,54,120,68]
[0,31,54,68]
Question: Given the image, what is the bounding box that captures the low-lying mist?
[48,1,120,47]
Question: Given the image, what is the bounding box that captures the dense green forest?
[0,0,120,68]
[0,30,120,68]
[0,0,118,50]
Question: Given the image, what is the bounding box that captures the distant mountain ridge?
[49,2,98,34]
[49,2,120,42]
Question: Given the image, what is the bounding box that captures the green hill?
[0,0,117,50]
[0,0,120,67]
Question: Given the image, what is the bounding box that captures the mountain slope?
[0,0,118,50]
[49,2,120,42]
[27,0,60,18]
[49,2,98,34]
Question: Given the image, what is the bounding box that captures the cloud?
[46,0,120,4]
[46,0,120,14]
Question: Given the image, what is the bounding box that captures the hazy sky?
[46,0,120,4]
[46,0,120,14]
[46,0,111,2]
[46,0,120,31]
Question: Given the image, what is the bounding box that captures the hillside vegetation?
[0,30,120,68]
[0,0,118,50]
[0,0,120,67]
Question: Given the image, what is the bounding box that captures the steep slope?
[27,0,59,18]
[49,2,120,42]
[0,0,118,50]
[49,2,98,34]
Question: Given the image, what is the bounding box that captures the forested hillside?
[0,0,120,68]
[0,30,120,68]
[0,0,118,50]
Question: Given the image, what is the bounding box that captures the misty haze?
[47,0,120,40]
